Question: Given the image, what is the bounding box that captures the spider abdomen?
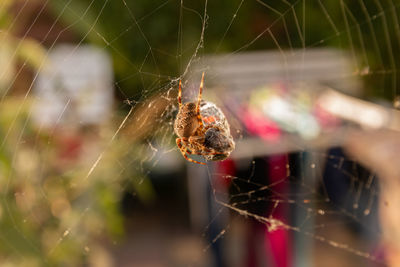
[200,101,235,161]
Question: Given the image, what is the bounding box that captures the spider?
[174,73,235,165]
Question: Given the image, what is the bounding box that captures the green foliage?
[0,97,155,265]
[48,0,400,100]
[0,0,47,92]
[1,0,400,264]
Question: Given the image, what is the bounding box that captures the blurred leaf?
[0,37,16,91]
[0,0,14,22]
[16,38,48,70]
[96,183,124,236]
[131,174,156,205]
[48,0,104,45]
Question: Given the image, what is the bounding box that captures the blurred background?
[0,0,400,266]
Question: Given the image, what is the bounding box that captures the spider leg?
[176,138,206,165]
[178,79,182,108]
[196,72,205,110]
[195,144,225,155]
[184,149,207,165]
[189,149,224,156]
[195,72,205,130]
[176,137,185,150]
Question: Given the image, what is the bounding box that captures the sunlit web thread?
[4,0,400,264]
[209,151,381,247]
[79,0,392,266]
[217,200,382,263]
[0,0,106,153]
[85,106,134,180]
[0,0,106,259]
[35,0,211,252]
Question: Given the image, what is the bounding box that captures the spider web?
[0,0,397,266]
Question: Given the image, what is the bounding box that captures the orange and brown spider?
[174,72,235,165]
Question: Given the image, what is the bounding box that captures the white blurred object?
[318,89,400,131]
[33,44,113,127]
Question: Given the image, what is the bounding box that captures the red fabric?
[265,155,291,267]
[215,159,236,189]
[243,155,292,267]
[241,107,281,142]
